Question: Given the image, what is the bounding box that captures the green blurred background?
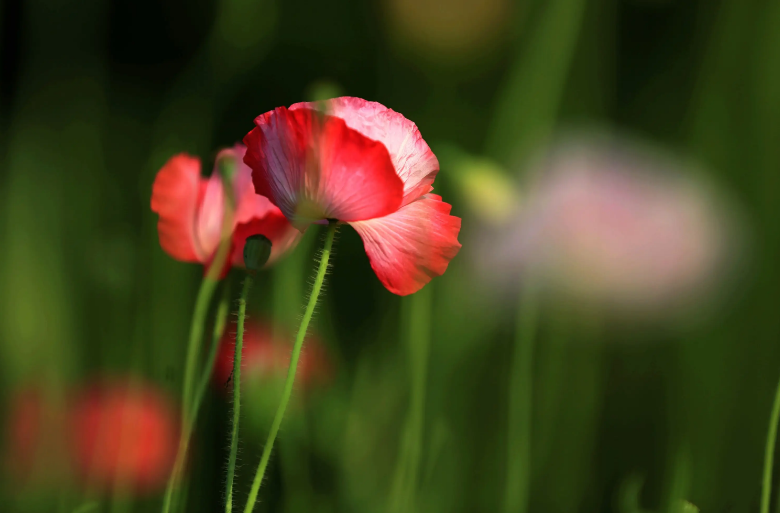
[1,0,778,512]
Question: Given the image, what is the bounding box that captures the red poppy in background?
[4,387,71,486]
[213,321,332,394]
[243,97,462,295]
[70,381,178,494]
[151,144,300,273]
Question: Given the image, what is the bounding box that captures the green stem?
[162,217,233,513]
[243,221,338,513]
[162,282,230,513]
[761,373,780,513]
[161,276,219,513]
[193,283,232,425]
[504,287,537,513]
[663,443,691,513]
[226,276,253,512]
[407,287,431,492]
[390,287,432,513]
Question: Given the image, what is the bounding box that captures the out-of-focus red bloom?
[213,321,333,394]
[151,144,300,273]
[243,97,462,295]
[4,387,71,486]
[69,381,178,493]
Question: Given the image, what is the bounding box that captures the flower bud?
[243,234,272,271]
[216,149,239,185]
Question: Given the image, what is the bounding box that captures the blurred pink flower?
[486,137,742,317]
[69,380,178,494]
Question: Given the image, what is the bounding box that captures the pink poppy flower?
[69,380,178,493]
[213,320,333,394]
[243,97,462,295]
[488,137,741,316]
[151,144,300,274]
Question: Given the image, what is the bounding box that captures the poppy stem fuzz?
[226,276,252,513]
[243,221,339,513]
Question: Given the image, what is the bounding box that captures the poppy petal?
[349,194,462,295]
[196,172,227,259]
[229,197,302,268]
[215,144,255,211]
[291,97,439,205]
[151,154,206,262]
[244,107,403,229]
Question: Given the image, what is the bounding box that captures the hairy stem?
[162,188,234,513]
[243,221,338,513]
[226,276,253,512]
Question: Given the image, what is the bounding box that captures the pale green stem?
[663,443,691,513]
[761,373,780,513]
[161,277,219,513]
[164,283,230,513]
[162,197,233,513]
[226,276,252,512]
[390,287,432,513]
[504,287,537,513]
[273,232,317,510]
[193,283,232,426]
[243,222,338,513]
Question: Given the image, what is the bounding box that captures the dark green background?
[1,0,778,512]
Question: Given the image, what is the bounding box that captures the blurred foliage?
[1,0,779,512]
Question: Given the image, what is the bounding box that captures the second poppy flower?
[151,144,300,274]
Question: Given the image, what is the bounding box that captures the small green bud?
[216,150,238,185]
[243,234,272,271]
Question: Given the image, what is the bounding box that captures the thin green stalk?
[162,200,233,513]
[243,221,338,513]
[183,278,220,421]
[407,287,431,502]
[504,287,537,513]
[390,286,432,513]
[163,282,230,513]
[226,276,253,512]
[194,283,232,425]
[761,373,780,513]
[663,444,691,513]
[273,231,317,511]
[161,279,218,513]
[485,0,587,166]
